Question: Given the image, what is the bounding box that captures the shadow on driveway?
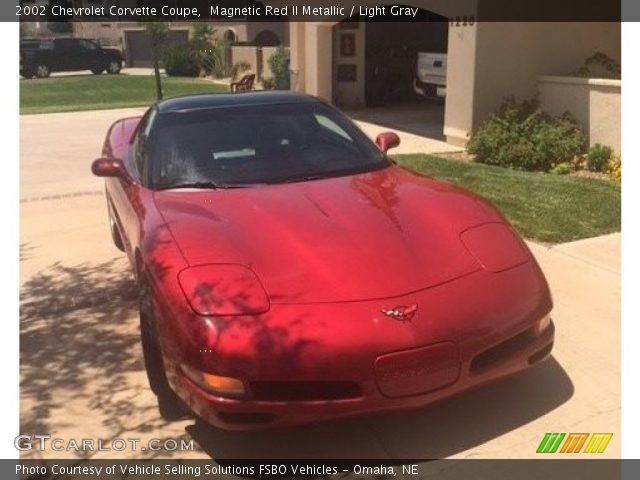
[187,357,573,459]
[20,259,192,459]
[20,258,573,460]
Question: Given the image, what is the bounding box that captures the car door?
[76,39,101,71]
[108,109,157,262]
[52,39,80,71]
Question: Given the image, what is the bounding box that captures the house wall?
[472,22,621,131]
[332,22,366,108]
[538,76,621,152]
[230,46,287,80]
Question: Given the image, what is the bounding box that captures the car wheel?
[91,67,104,75]
[107,206,125,252]
[107,60,122,74]
[35,64,50,78]
[20,71,35,79]
[139,279,190,421]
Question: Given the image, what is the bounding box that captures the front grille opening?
[470,327,536,373]
[250,381,362,401]
[217,412,275,425]
[528,342,553,365]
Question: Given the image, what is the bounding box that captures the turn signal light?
[182,364,245,398]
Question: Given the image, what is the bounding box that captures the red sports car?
[92,92,554,430]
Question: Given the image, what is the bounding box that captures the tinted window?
[55,39,79,51]
[79,40,98,50]
[132,108,157,182]
[149,102,388,189]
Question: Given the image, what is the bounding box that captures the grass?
[394,154,620,244]
[20,75,229,114]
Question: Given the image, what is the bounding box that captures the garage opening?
[332,9,449,141]
[365,10,448,106]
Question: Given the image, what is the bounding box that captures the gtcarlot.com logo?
[14,435,195,452]
[536,433,613,454]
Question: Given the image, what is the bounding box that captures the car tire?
[91,67,104,75]
[35,64,50,78]
[20,71,35,79]
[107,60,122,74]
[107,206,125,252]
[139,279,190,422]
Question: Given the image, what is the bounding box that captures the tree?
[20,22,35,38]
[140,22,170,100]
[192,23,214,43]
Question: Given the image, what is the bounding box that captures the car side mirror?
[91,157,127,178]
[375,132,401,153]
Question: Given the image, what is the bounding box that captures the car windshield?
[149,101,389,189]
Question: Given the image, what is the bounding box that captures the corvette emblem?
[381,304,418,322]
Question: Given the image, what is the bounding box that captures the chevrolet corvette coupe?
[92,92,554,430]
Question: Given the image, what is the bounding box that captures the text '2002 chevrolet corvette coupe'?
[92,92,554,430]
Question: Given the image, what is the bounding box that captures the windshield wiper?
[275,174,333,185]
[156,181,247,190]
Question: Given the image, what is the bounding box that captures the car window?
[55,39,75,50]
[79,40,98,50]
[314,114,352,141]
[131,108,157,183]
[149,102,388,189]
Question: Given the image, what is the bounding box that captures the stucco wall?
[231,46,259,75]
[472,22,621,132]
[538,76,621,152]
[332,22,366,108]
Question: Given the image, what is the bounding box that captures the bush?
[607,155,621,182]
[267,47,290,90]
[230,61,251,81]
[550,162,573,175]
[576,52,621,80]
[467,97,586,172]
[163,42,201,77]
[261,77,274,90]
[586,143,613,172]
[194,37,227,78]
[163,39,225,78]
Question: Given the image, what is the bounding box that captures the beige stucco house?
[270,0,620,150]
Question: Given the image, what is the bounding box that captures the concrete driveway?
[20,108,619,460]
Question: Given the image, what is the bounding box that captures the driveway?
[19,108,619,461]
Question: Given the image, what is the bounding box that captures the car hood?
[153,166,502,304]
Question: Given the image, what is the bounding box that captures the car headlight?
[181,364,245,398]
[178,264,270,316]
[460,223,530,273]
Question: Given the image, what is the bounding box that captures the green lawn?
[394,154,620,244]
[20,75,229,114]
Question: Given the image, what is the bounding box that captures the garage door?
[124,30,189,68]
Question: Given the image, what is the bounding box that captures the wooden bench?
[230,73,256,93]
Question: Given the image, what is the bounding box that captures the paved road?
[20,108,620,460]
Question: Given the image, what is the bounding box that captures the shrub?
[467,97,586,172]
[550,162,573,175]
[607,155,621,182]
[267,47,290,90]
[586,143,613,172]
[261,77,275,90]
[576,52,621,80]
[163,42,201,77]
[230,61,251,81]
[163,39,225,78]
[194,37,227,78]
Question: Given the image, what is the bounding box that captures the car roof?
[156,91,320,114]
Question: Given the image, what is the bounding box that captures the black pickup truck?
[20,38,123,79]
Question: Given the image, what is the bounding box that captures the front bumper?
[161,260,554,430]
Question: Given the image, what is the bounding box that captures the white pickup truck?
[413,52,447,98]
